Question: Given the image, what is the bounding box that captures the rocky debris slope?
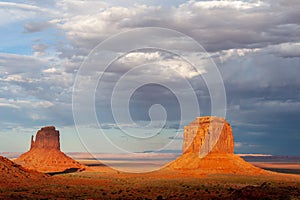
[0,156,46,182]
[167,116,267,175]
[15,126,85,173]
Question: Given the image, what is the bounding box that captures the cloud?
[0,0,300,155]
[267,43,300,58]
[48,0,300,155]
[0,53,45,74]
[0,103,19,109]
[234,142,243,148]
[119,52,161,63]
[0,2,50,26]
[0,52,74,101]
[0,98,54,109]
[0,2,44,11]
[52,4,144,49]
[45,0,300,71]
[24,21,53,33]
[189,0,266,10]
[43,67,59,74]
[115,51,206,79]
[0,51,76,131]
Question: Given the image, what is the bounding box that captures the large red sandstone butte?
[15,126,85,173]
[167,116,267,175]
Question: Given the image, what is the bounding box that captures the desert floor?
[0,159,300,200]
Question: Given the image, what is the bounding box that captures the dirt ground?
[0,160,300,200]
[251,162,300,175]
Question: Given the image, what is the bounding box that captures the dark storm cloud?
[57,0,300,154]
[215,47,300,155]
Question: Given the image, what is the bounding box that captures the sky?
[0,0,299,156]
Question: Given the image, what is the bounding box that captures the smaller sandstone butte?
[0,156,46,183]
[15,126,85,173]
[167,116,267,175]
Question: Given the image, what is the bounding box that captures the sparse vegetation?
[1,158,300,199]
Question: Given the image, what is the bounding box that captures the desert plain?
[1,156,300,200]
[1,117,300,199]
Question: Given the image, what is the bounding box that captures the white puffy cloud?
[53,4,157,49]
[182,0,266,10]
[116,51,205,79]
[43,67,59,74]
[267,42,300,58]
[120,52,161,63]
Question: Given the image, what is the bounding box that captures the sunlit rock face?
[30,126,60,150]
[167,116,266,175]
[15,126,85,173]
[182,116,234,156]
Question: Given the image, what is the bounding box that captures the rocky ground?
[0,160,300,200]
[0,156,46,180]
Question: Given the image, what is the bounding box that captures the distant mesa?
[167,116,267,175]
[15,126,86,173]
[182,116,234,156]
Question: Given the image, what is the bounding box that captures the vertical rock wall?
[31,126,60,150]
[182,116,234,155]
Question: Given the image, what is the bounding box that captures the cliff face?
[182,116,234,156]
[15,126,85,173]
[30,126,60,150]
